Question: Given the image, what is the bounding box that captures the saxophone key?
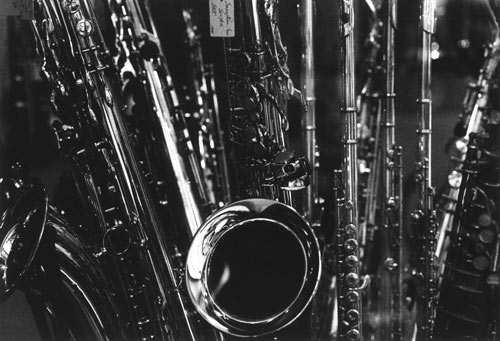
[346,290,360,304]
[346,328,361,340]
[346,309,360,324]
[344,238,358,252]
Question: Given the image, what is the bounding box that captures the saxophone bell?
[0,180,46,302]
[186,199,321,337]
[0,177,127,340]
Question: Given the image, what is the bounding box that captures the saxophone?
[334,1,369,340]
[435,36,500,272]
[358,1,383,264]
[185,0,321,337]
[358,0,404,339]
[378,0,404,340]
[108,0,215,228]
[299,0,321,225]
[182,7,231,208]
[435,132,500,340]
[105,0,214,262]
[0,173,127,340]
[411,0,438,339]
[28,0,206,339]
[434,22,500,339]
[356,3,384,337]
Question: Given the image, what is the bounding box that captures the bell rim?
[186,198,321,337]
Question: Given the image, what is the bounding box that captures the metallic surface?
[185,0,321,337]
[107,0,212,237]
[0,180,126,340]
[31,0,204,339]
[0,180,46,302]
[379,1,404,339]
[435,37,500,267]
[2,1,498,340]
[182,7,231,208]
[357,0,383,272]
[186,199,320,337]
[412,0,438,339]
[435,133,500,340]
[335,1,367,340]
[300,0,320,224]
[435,16,500,338]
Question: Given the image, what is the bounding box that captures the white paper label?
[209,0,235,37]
[1,0,34,20]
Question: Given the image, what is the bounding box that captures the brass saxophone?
[434,17,500,338]
[358,0,404,339]
[105,0,214,264]
[356,3,384,337]
[411,0,438,339]
[333,1,369,340]
[0,175,127,340]
[435,132,500,340]
[107,0,215,229]
[435,35,500,272]
[28,0,207,339]
[378,0,404,340]
[299,0,322,225]
[358,1,383,261]
[185,0,321,337]
[182,7,231,208]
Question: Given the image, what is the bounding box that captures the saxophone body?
[436,37,500,268]
[223,0,310,202]
[356,3,384,337]
[355,3,404,340]
[411,0,438,339]
[299,0,322,225]
[30,0,203,339]
[334,1,368,340]
[185,0,321,337]
[0,176,126,340]
[435,130,500,340]
[378,0,404,339]
[182,7,231,208]
[358,2,383,262]
[434,36,500,341]
[107,0,214,239]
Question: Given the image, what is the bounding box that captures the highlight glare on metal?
[186,199,321,337]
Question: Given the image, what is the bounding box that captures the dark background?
[0,0,496,339]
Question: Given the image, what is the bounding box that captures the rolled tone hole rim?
[103,227,131,256]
